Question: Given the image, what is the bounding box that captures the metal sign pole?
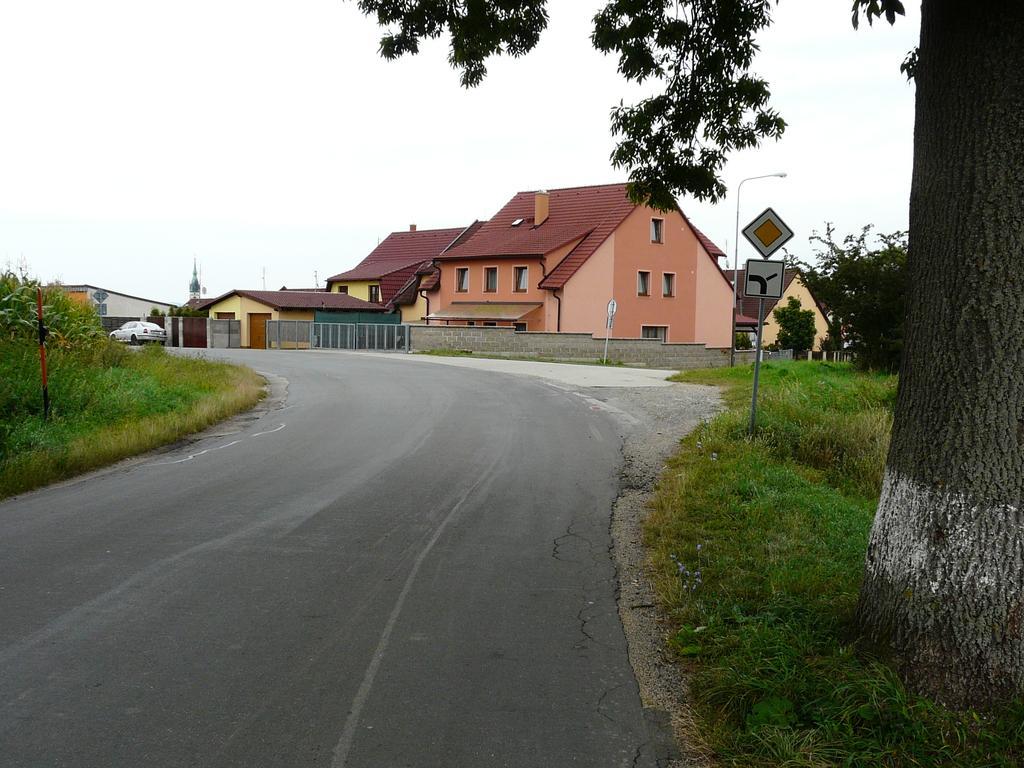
[749,297,766,436]
[35,287,50,420]
[603,298,617,364]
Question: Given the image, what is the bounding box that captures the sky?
[0,0,920,304]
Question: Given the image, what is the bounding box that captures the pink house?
[422,183,734,346]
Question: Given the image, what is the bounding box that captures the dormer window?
[511,218,524,227]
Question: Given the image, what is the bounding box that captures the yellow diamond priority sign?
[742,207,793,258]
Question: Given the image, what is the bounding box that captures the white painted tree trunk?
[861,470,1023,706]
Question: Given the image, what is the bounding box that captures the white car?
[110,320,167,345]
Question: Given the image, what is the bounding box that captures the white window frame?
[650,218,664,244]
[641,325,667,341]
[513,265,529,293]
[637,270,651,297]
[662,272,676,297]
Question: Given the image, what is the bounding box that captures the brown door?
[183,317,207,347]
[248,313,272,349]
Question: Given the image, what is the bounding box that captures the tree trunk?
[856,0,1024,709]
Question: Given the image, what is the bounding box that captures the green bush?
[772,296,817,354]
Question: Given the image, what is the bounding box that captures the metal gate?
[265,321,410,352]
[312,322,410,351]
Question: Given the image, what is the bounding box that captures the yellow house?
[325,224,475,324]
[733,269,830,350]
[198,289,386,348]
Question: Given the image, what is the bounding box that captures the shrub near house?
[772,296,816,353]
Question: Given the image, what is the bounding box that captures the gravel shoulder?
[581,381,723,768]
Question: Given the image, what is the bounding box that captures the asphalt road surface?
[1,350,675,767]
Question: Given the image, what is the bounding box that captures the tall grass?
[0,343,264,498]
[650,362,1022,766]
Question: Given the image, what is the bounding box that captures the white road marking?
[151,440,243,465]
[330,449,507,768]
[144,419,288,468]
[252,424,286,437]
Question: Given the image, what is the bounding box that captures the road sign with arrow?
[744,259,786,299]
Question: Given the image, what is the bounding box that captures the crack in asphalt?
[551,520,594,563]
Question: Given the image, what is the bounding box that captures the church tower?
[189,258,200,300]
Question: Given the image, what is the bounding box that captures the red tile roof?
[436,185,636,293]
[383,221,486,308]
[417,264,441,292]
[326,227,466,284]
[435,183,728,292]
[684,218,726,259]
[197,289,386,312]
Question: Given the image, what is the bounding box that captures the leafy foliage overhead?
[591,0,784,208]
[356,0,549,88]
[354,1,904,210]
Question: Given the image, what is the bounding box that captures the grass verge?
[1,343,264,498]
[649,361,1022,766]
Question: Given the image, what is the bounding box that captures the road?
[0,350,677,767]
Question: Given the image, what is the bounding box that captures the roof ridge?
[385,226,465,236]
[510,182,629,196]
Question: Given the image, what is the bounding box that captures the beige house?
[198,289,385,348]
[732,269,829,350]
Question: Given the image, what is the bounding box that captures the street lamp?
[731,172,788,366]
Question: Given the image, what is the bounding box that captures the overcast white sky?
[0,0,919,303]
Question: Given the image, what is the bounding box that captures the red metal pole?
[36,287,50,420]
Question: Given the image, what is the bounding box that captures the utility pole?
[36,287,50,420]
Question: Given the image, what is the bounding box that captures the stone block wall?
[409,325,755,370]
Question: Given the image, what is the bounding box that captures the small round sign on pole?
[603,299,617,364]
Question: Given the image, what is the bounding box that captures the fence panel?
[265,320,312,349]
[210,319,241,348]
[309,322,410,352]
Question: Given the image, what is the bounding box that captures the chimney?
[410,224,417,232]
[534,190,549,226]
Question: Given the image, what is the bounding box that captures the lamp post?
[730,172,787,366]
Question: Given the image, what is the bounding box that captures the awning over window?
[426,302,542,322]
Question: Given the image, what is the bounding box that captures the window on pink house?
[514,266,528,292]
[637,271,651,297]
[650,218,664,243]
